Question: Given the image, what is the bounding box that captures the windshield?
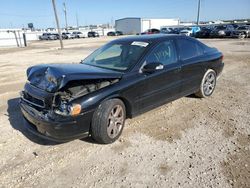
[82,41,149,71]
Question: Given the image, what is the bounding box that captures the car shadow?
[80,136,97,144]
[7,97,60,146]
[186,94,200,99]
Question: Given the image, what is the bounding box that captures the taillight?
[221,54,224,61]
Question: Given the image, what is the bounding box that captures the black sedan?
[88,31,99,37]
[20,35,224,144]
[107,31,123,36]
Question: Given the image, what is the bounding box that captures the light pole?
[51,0,63,49]
[63,2,68,31]
[196,0,201,25]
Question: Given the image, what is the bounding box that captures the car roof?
[112,34,185,43]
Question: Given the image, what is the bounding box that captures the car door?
[134,40,182,112]
[176,38,204,95]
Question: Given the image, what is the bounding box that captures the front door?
[134,40,182,113]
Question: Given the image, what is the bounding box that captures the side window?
[146,40,177,65]
[176,39,203,60]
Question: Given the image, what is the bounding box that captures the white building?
[115,17,180,34]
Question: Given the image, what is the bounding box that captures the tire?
[195,69,217,98]
[91,99,126,144]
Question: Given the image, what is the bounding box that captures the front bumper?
[20,101,94,142]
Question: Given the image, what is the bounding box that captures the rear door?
[135,40,182,112]
[176,38,204,95]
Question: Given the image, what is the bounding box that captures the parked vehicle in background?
[195,27,212,38]
[160,27,172,34]
[210,25,234,38]
[172,27,185,34]
[180,26,201,37]
[115,31,123,36]
[72,31,86,38]
[191,26,201,35]
[107,31,116,36]
[39,33,58,40]
[20,34,224,144]
[160,27,177,34]
[52,33,60,40]
[180,27,193,36]
[230,25,250,38]
[107,31,124,36]
[88,31,100,37]
[141,28,160,35]
[61,33,68,39]
[62,32,75,39]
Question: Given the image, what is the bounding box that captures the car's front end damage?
[20,63,121,142]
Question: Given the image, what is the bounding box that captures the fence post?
[23,33,27,47]
[13,31,20,47]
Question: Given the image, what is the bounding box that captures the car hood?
[27,63,123,93]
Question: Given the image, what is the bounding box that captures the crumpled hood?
[27,63,123,92]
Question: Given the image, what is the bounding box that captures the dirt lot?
[0,37,249,188]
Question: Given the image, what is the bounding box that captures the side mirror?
[142,62,164,73]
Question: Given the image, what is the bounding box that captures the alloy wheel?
[107,105,124,139]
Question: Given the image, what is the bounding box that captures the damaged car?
[20,34,224,144]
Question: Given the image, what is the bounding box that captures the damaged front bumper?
[20,101,94,142]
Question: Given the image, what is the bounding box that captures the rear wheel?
[91,99,126,144]
[195,69,217,98]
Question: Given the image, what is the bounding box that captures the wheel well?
[115,97,133,119]
[206,67,217,76]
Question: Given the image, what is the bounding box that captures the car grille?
[21,91,45,108]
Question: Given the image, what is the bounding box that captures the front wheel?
[91,99,126,144]
[195,69,217,98]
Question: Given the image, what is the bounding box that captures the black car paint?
[20,34,224,142]
[27,63,123,92]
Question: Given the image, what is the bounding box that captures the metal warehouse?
[115,17,180,34]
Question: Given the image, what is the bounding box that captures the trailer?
[115,17,180,34]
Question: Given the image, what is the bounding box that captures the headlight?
[54,102,82,116]
[68,104,82,116]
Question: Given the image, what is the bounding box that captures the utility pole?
[52,0,63,49]
[196,0,201,25]
[63,2,68,31]
[76,12,79,28]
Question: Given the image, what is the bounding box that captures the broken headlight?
[54,99,82,116]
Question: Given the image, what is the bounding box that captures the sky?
[0,0,249,29]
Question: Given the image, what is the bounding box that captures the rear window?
[176,39,203,60]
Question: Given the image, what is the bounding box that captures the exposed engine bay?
[55,79,119,101]
[52,79,119,116]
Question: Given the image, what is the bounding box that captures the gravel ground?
[0,37,249,188]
